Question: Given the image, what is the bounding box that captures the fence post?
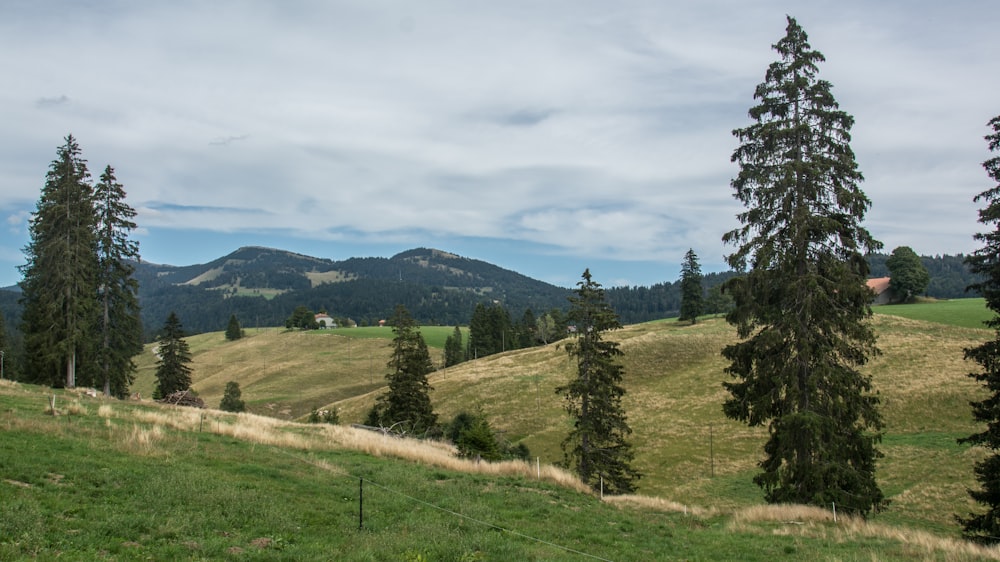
[359,478,364,530]
[832,502,837,523]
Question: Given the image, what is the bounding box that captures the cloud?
[35,95,70,108]
[0,0,997,289]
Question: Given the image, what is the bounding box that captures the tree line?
[16,136,142,398]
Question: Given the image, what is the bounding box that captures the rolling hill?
[131,304,994,538]
[133,246,574,338]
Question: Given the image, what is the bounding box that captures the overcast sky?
[1,1,997,289]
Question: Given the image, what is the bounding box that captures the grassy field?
[3,381,999,561]
[95,297,1000,556]
[874,297,992,329]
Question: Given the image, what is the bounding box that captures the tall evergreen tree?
[153,312,193,399]
[444,325,464,367]
[225,314,243,341]
[959,115,1000,543]
[557,269,640,494]
[678,249,704,324]
[19,135,98,388]
[370,305,437,435]
[885,246,930,302]
[93,165,142,398]
[515,308,537,348]
[721,17,886,516]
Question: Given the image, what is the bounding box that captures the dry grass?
[105,402,591,493]
[118,423,165,454]
[729,503,1000,561]
[602,494,717,517]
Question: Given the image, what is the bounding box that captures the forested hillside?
[0,250,982,343]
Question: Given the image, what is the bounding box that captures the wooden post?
[359,478,364,530]
[709,424,715,478]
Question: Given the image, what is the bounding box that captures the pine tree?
[19,135,98,388]
[153,312,193,399]
[225,314,243,341]
[678,249,704,324]
[444,325,464,367]
[721,17,886,516]
[93,165,142,398]
[885,246,930,302]
[219,381,246,412]
[959,115,1000,543]
[370,305,437,435]
[557,269,640,494]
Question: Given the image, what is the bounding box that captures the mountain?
[134,246,573,338]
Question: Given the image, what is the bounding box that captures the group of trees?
[18,136,143,398]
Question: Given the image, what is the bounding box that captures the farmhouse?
[867,277,893,305]
[314,313,337,328]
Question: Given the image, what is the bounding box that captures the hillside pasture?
[874,297,992,329]
[131,310,997,539]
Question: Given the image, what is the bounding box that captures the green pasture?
[874,298,992,330]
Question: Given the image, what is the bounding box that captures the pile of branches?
[156,390,205,408]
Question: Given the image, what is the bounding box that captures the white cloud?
[0,0,998,287]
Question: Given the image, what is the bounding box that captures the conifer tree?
[19,135,98,388]
[153,312,193,399]
[225,314,243,341]
[444,325,464,367]
[557,269,640,494]
[369,305,437,434]
[959,115,1000,543]
[721,17,885,516]
[678,248,704,324]
[93,165,142,398]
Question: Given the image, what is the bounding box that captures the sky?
[1,1,998,289]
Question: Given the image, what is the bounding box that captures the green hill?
[125,301,999,542]
[3,376,998,560]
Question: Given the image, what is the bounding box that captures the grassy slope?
[2,382,996,561]
[130,300,994,541]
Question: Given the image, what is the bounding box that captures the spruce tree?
[370,305,437,435]
[557,269,640,494]
[721,17,885,516]
[19,135,98,388]
[225,314,243,341]
[153,312,193,399]
[94,165,142,398]
[444,325,464,367]
[959,115,1000,543]
[678,249,704,324]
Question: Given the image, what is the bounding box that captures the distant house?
[867,277,893,305]
[315,313,337,329]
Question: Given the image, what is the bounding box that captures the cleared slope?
[135,313,991,536]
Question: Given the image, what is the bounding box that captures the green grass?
[2,384,994,560]
[874,298,992,330]
[128,311,1000,550]
[321,325,466,349]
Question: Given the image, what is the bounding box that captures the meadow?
[9,298,999,559]
[2,380,998,560]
